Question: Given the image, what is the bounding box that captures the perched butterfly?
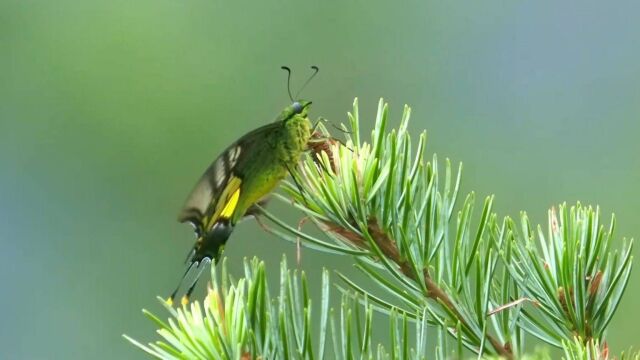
[167,67,319,305]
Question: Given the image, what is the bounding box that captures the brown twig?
[323,217,514,360]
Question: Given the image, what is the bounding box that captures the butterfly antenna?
[167,260,199,305]
[295,65,319,99]
[181,258,212,305]
[281,66,294,101]
[315,116,350,135]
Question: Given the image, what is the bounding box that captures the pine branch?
[124,257,433,359]
[323,217,512,359]
[268,98,634,358]
[127,98,636,359]
[493,204,634,348]
[269,99,515,357]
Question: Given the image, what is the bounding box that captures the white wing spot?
[214,159,226,187]
[228,146,241,166]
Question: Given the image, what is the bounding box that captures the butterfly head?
[280,100,312,121]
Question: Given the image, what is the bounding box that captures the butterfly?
[167,67,319,305]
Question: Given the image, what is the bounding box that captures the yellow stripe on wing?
[205,176,243,229]
[220,188,240,219]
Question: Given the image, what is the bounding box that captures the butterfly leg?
[311,117,329,133]
[285,163,309,206]
[253,214,278,237]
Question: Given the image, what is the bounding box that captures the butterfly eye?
[292,101,303,114]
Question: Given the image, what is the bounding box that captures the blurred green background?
[1,0,639,358]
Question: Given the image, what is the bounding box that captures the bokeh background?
[1,0,639,358]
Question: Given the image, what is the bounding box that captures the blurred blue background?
[1,0,638,358]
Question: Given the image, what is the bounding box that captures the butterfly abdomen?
[193,220,233,262]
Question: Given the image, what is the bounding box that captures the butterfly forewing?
[177,122,282,232]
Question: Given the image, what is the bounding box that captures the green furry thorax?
[280,114,312,165]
